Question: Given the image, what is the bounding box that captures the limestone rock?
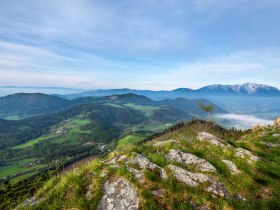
[21,196,41,207]
[151,189,166,198]
[127,166,145,183]
[134,154,168,179]
[154,139,177,147]
[167,165,199,187]
[97,178,139,210]
[206,182,232,199]
[221,160,240,175]
[168,165,232,199]
[197,132,228,148]
[260,142,280,147]
[108,155,127,165]
[85,184,93,200]
[166,149,216,172]
[234,148,259,163]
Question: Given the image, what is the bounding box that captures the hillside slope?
[15,118,280,210]
[0,93,73,119]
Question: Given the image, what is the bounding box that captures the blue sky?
[0,0,279,90]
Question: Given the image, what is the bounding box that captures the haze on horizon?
[0,0,280,90]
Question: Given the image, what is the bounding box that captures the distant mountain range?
[62,83,280,100]
[1,83,279,99]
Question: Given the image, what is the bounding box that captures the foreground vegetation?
[4,119,278,210]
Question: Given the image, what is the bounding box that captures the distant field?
[0,165,23,177]
[12,118,91,149]
[117,134,144,149]
[0,159,47,182]
[12,136,47,149]
[10,171,39,184]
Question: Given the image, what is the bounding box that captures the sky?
[0,0,280,90]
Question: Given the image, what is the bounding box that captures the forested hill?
[0,93,73,119]
[0,93,227,120]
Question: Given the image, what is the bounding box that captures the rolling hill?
[0,93,227,120]
[0,93,73,119]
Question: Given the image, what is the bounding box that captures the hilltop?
[8,118,279,210]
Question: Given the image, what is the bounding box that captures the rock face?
[97,178,139,210]
[206,182,232,199]
[166,149,216,172]
[234,148,259,163]
[168,165,232,198]
[85,185,93,200]
[127,166,145,183]
[260,142,280,147]
[197,132,228,148]
[167,165,203,187]
[17,196,41,209]
[134,153,168,179]
[154,139,177,146]
[222,160,240,175]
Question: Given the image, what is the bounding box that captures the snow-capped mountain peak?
[196,83,280,96]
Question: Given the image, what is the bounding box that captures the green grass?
[0,162,46,180]
[10,171,39,184]
[117,135,145,149]
[0,165,22,177]
[12,136,47,149]
[12,118,91,149]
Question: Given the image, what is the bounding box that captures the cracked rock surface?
[234,148,259,163]
[134,153,168,179]
[222,160,240,175]
[197,132,229,148]
[166,149,216,172]
[97,178,139,210]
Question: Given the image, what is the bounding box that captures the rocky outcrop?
[167,165,202,187]
[168,165,232,199]
[166,149,216,172]
[153,139,177,147]
[222,160,240,175]
[127,166,145,183]
[234,148,259,163]
[206,182,232,199]
[85,184,93,200]
[134,153,168,179]
[108,155,127,165]
[259,142,280,147]
[17,196,41,209]
[97,178,139,210]
[197,132,228,148]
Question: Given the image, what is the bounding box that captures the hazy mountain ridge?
[0,93,227,120]
[63,83,280,100]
